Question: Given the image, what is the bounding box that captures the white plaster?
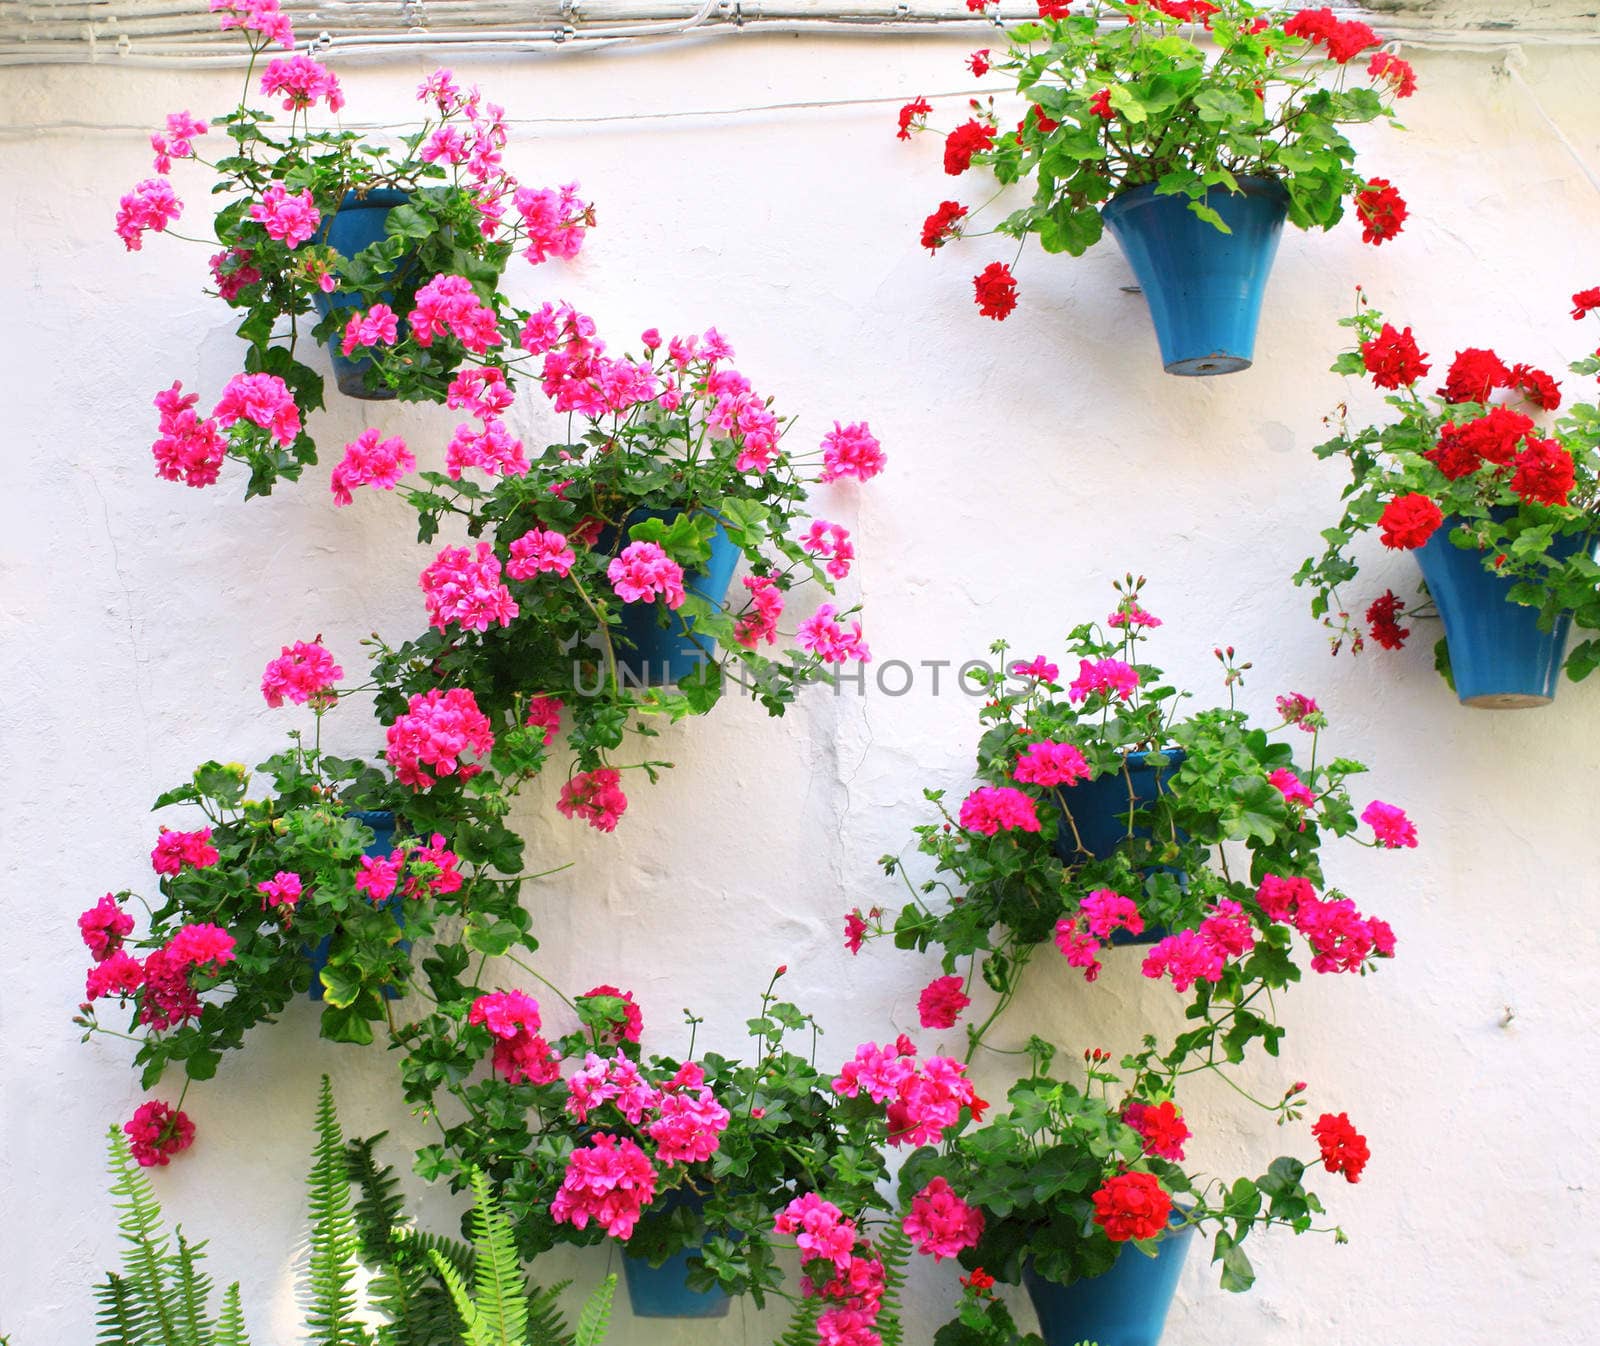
[2,37,1598,1346]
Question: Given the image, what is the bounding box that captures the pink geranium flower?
[330,429,414,505]
[115,179,183,251]
[1361,800,1418,848]
[247,184,320,248]
[903,1178,984,1261]
[957,785,1040,836]
[797,604,870,663]
[261,639,343,707]
[607,542,685,608]
[557,768,629,832]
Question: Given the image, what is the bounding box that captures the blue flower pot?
[1101,176,1289,376]
[621,1190,732,1319]
[310,189,412,400]
[1054,750,1186,946]
[602,511,742,687]
[622,1247,732,1319]
[1023,1223,1195,1346]
[307,809,402,1001]
[1417,520,1597,708]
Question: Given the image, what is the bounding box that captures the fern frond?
[171,1232,216,1346]
[212,1285,251,1346]
[105,1126,183,1346]
[304,1077,368,1346]
[871,1224,912,1346]
[465,1171,528,1346]
[775,1295,823,1346]
[524,1281,573,1346]
[344,1136,406,1264]
[572,1275,615,1346]
[94,1271,147,1346]
[427,1248,483,1346]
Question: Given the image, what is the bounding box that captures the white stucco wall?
[3,30,1599,1346]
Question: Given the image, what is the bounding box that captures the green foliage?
[1294,294,1600,689]
[305,1078,369,1346]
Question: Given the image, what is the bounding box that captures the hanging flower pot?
[1023,1223,1195,1346]
[307,809,401,1002]
[1101,178,1290,376]
[602,511,742,687]
[1416,521,1598,709]
[310,189,412,401]
[621,1190,732,1319]
[1053,748,1187,946]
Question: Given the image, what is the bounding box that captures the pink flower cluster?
[831,1038,986,1147]
[1276,692,1322,731]
[260,639,343,708]
[134,923,236,1030]
[411,274,503,354]
[1108,603,1161,630]
[151,382,226,488]
[124,1100,196,1168]
[80,894,135,962]
[420,542,519,633]
[916,975,971,1030]
[1255,875,1396,974]
[1140,899,1256,992]
[521,303,661,418]
[801,520,855,579]
[551,1134,658,1239]
[797,605,871,663]
[565,1055,730,1166]
[210,247,262,301]
[818,422,887,483]
[447,366,515,418]
[958,785,1041,836]
[257,870,303,909]
[210,0,295,47]
[902,1177,984,1261]
[1361,800,1418,849]
[735,575,785,649]
[259,54,344,113]
[151,828,219,876]
[384,687,494,789]
[775,1194,888,1346]
[150,112,207,174]
[1011,655,1060,682]
[469,990,561,1085]
[557,767,629,833]
[116,178,183,251]
[1068,657,1140,703]
[706,368,781,473]
[1269,767,1316,809]
[507,528,575,580]
[444,366,528,479]
[608,541,685,608]
[514,183,590,264]
[1053,888,1146,982]
[213,372,301,447]
[247,184,320,248]
[1014,739,1093,787]
[580,985,644,1044]
[524,694,564,746]
[330,428,415,505]
[341,304,400,358]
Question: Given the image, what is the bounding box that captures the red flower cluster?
[921,200,968,253]
[1377,492,1443,550]
[967,49,990,77]
[1360,323,1429,390]
[1037,0,1071,16]
[1511,363,1562,410]
[1367,51,1417,98]
[1312,1111,1370,1182]
[1091,1171,1172,1242]
[1425,406,1534,480]
[1365,591,1411,650]
[896,97,932,141]
[1354,178,1407,246]
[1089,87,1114,119]
[973,261,1019,321]
[1572,287,1600,320]
[1439,347,1511,404]
[124,1100,196,1167]
[944,119,998,175]
[1285,7,1379,63]
[1511,437,1577,506]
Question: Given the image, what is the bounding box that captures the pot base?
[1463,691,1553,710]
[1167,353,1251,376]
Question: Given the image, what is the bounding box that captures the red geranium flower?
[1091,1171,1172,1242]
[1367,51,1417,97]
[1511,436,1576,506]
[896,97,932,140]
[1439,347,1512,404]
[1354,178,1407,246]
[1312,1111,1370,1183]
[1324,17,1378,62]
[968,48,991,77]
[1366,591,1410,650]
[1360,322,1430,390]
[1377,492,1444,550]
[1510,363,1562,411]
[1089,87,1114,119]
[921,201,968,253]
[1037,0,1071,16]
[1571,287,1600,320]
[973,261,1019,321]
[944,119,998,175]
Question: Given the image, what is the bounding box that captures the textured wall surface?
[3,33,1598,1346]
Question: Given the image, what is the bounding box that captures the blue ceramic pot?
[1053,750,1186,946]
[1023,1222,1195,1346]
[602,511,741,687]
[621,1192,732,1319]
[1417,519,1597,708]
[307,809,401,1001]
[310,189,412,400]
[1101,176,1289,376]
